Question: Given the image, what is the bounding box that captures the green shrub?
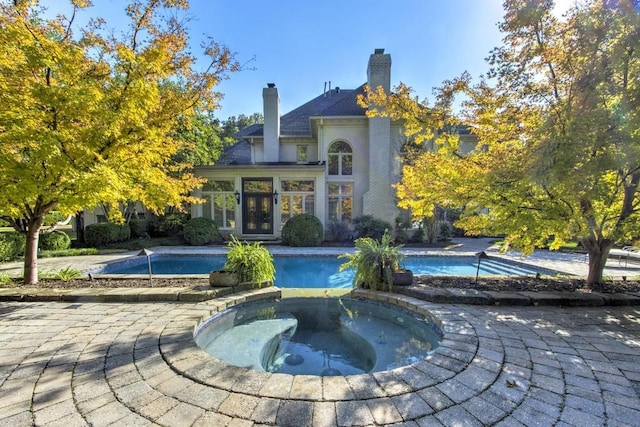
[129,219,150,238]
[39,230,71,251]
[0,231,26,261]
[339,231,405,291]
[223,235,275,286]
[117,223,131,241]
[183,217,221,246]
[40,266,84,281]
[151,213,188,237]
[0,272,15,286]
[394,217,411,244]
[409,224,425,243]
[421,217,453,244]
[44,211,68,226]
[282,214,324,247]
[353,215,393,241]
[325,221,353,242]
[438,221,454,242]
[85,222,131,247]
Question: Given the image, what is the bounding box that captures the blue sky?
[43,1,567,120]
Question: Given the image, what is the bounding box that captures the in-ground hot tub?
[194,297,443,376]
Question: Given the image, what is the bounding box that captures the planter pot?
[393,270,414,286]
[209,270,240,287]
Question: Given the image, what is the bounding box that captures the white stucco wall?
[279,139,318,163]
[194,165,325,238]
[318,119,369,218]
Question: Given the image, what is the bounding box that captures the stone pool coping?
[158,287,487,425]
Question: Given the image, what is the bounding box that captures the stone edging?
[0,283,639,305]
[395,285,640,306]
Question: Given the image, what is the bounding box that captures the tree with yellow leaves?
[0,0,239,284]
[360,0,640,284]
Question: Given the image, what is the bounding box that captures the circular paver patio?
[1,289,639,426]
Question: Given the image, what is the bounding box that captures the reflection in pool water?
[194,297,443,376]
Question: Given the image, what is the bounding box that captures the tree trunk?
[75,211,85,245]
[581,237,613,285]
[23,215,45,285]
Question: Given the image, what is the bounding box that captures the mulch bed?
[414,276,640,294]
[15,276,640,294]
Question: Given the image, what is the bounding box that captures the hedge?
[150,213,188,237]
[0,232,26,261]
[84,222,131,247]
[129,219,150,238]
[183,217,221,246]
[353,215,393,241]
[39,230,71,251]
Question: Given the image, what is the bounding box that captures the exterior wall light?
[234,190,241,204]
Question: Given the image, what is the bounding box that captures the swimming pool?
[96,254,543,288]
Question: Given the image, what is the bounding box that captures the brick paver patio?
[1,288,639,426]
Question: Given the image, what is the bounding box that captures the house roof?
[215,139,252,165]
[236,84,367,138]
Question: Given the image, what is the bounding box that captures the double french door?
[242,178,274,234]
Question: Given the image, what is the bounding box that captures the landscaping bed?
[13,275,640,294]
[414,275,640,294]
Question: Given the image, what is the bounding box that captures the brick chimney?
[363,49,397,222]
[262,83,280,163]
[367,48,391,93]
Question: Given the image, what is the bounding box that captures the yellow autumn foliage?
[0,0,239,283]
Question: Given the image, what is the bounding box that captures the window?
[243,178,273,194]
[328,141,353,176]
[297,145,308,163]
[281,180,315,225]
[327,183,352,223]
[202,180,235,228]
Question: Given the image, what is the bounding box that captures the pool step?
[480,258,539,276]
[199,317,297,370]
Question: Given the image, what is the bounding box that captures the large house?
[192,49,406,239]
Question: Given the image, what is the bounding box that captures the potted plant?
[208,270,240,287]
[392,267,414,286]
[339,231,411,290]
[211,235,275,288]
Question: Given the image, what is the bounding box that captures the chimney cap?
[267,83,276,88]
[374,48,385,54]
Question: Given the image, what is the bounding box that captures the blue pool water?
[97,254,542,288]
[194,297,443,375]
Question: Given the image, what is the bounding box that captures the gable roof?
[236,84,367,138]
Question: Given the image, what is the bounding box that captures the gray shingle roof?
[215,139,252,165]
[236,84,367,138]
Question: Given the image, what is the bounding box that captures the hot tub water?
[194,297,443,376]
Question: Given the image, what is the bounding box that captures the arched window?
[328,141,352,176]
